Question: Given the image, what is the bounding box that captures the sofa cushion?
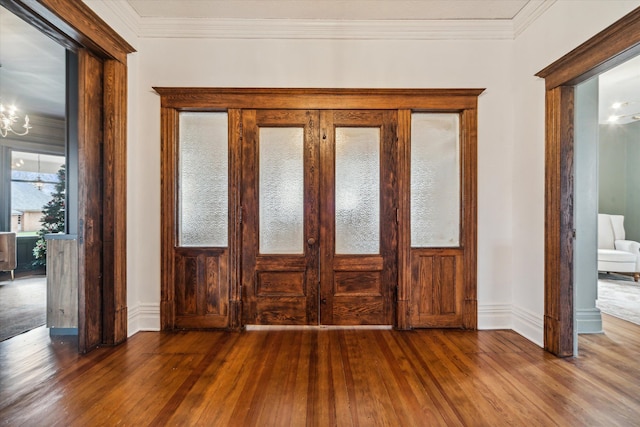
[598,214,615,250]
[0,250,4,262]
[598,248,636,263]
[610,215,626,240]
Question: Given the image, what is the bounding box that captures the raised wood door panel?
[242,110,320,325]
[410,249,464,327]
[319,110,397,325]
[174,248,229,328]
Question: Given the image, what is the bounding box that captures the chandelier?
[34,154,44,191]
[0,103,31,137]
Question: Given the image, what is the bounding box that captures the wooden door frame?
[536,7,640,356]
[1,0,135,351]
[156,87,482,330]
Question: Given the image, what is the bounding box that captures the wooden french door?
[241,109,397,325]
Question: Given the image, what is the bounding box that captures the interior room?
[1,0,640,424]
[0,5,67,341]
[595,55,640,327]
[572,54,640,350]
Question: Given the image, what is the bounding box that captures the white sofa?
[598,214,640,282]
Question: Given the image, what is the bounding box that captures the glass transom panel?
[335,127,380,255]
[178,112,229,247]
[411,113,460,247]
[259,127,305,254]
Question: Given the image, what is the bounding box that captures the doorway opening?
[0,5,68,341]
[573,55,640,350]
[537,6,640,357]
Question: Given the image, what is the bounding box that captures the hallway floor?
[1,315,639,426]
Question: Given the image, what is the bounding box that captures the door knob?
[321,298,327,304]
[307,238,316,245]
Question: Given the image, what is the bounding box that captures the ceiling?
[1,1,639,124]
[599,55,640,125]
[0,7,65,119]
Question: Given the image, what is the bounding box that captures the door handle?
[307,238,316,246]
[321,298,327,304]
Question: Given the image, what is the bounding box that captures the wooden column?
[461,108,478,329]
[102,59,128,345]
[77,49,104,352]
[396,109,411,330]
[228,109,243,330]
[160,107,178,330]
[543,86,575,357]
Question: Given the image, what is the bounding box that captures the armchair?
[598,214,640,282]
[0,232,17,280]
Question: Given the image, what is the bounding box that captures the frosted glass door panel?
[335,127,380,254]
[179,112,228,247]
[259,127,304,254]
[411,113,460,247]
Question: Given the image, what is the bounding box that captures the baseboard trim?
[576,307,603,334]
[128,303,161,336]
[478,304,512,329]
[512,304,544,347]
[123,301,547,348]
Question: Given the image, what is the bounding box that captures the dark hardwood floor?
[1,314,639,426]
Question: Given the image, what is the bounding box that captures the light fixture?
[34,154,44,191]
[0,102,31,137]
[606,101,640,124]
[607,113,640,123]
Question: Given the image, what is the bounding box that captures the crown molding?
[88,0,556,41]
[513,0,557,38]
[138,18,514,40]
[83,0,141,44]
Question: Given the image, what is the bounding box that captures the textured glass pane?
[259,127,304,254]
[179,112,228,246]
[411,113,460,247]
[335,127,380,254]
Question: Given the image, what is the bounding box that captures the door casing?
[157,88,482,330]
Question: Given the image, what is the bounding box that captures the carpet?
[0,275,46,341]
[597,273,640,325]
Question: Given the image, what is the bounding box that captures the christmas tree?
[33,165,66,266]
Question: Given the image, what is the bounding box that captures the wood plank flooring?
[1,314,640,426]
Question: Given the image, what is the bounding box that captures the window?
[10,151,65,235]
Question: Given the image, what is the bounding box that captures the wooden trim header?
[153,88,485,110]
[536,6,640,90]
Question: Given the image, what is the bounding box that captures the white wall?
[599,121,640,242]
[136,37,516,331]
[85,0,640,343]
